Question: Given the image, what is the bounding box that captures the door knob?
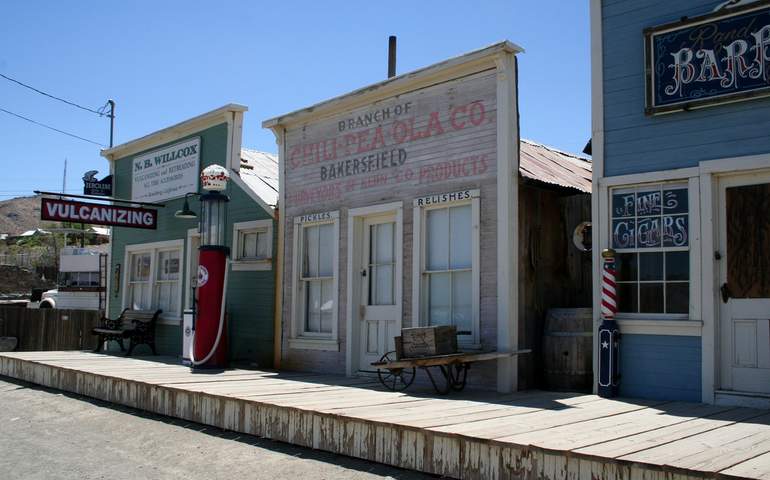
[720,283,731,303]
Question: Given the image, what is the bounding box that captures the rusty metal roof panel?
[519,139,592,193]
[238,148,279,207]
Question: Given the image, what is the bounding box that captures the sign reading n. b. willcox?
[645,1,770,115]
[132,137,200,202]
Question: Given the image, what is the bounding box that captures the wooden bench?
[92,309,161,356]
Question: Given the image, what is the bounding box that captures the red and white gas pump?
[191,164,230,369]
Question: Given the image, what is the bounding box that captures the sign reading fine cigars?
[41,197,157,230]
[132,137,200,203]
[645,2,770,114]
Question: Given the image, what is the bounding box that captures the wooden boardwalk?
[2,351,769,479]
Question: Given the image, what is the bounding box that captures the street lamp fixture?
[175,193,200,219]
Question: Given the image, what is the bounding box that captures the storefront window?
[301,223,334,334]
[424,203,473,336]
[611,183,689,314]
[155,249,180,317]
[128,252,151,310]
[125,242,183,319]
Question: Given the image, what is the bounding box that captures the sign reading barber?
[132,137,200,202]
[645,2,770,114]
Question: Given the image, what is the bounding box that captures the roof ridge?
[521,138,591,163]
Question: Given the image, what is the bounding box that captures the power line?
[0,72,108,117]
[0,107,105,146]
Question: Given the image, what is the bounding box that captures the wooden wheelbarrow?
[371,349,531,394]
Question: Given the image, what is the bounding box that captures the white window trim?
[412,190,481,348]
[289,211,340,351]
[231,219,273,271]
[599,174,702,331]
[122,239,185,326]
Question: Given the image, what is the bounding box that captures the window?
[414,191,480,345]
[610,183,690,315]
[232,220,272,270]
[60,271,100,287]
[124,240,184,321]
[291,212,339,349]
[301,223,334,334]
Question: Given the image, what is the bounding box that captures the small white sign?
[413,189,479,207]
[294,210,339,224]
[132,137,201,203]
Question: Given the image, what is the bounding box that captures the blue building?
[592,0,770,405]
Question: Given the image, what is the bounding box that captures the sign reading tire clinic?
[41,197,158,230]
[131,137,201,202]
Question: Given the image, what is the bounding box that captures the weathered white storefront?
[265,41,591,392]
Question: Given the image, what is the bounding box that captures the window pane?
[373,265,394,305]
[131,253,151,281]
[452,271,472,335]
[428,272,450,326]
[157,250,180,281]
[449,205,472,269]
[374,223,394,264]
[663,188,688,214]
[131,283,150,310]
[637,217,662,248]
[662,215,689,247]
[242,232,257,258]
[320,279,333,333]
[639,252,663,281]
[306,281,321,332]
[666,283,689,313]
[426,208,449,270]
[636,189,662,216]
[639,283,664,313]
[257,231,270,259]
[612,191,635,217]
[318,223,334,276]
[616,253,637,282]
[303,225,319,277]
[617,283,637,313]
[612,218,636,249]
[666,251,689,281]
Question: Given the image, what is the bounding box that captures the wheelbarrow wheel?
[377,351,415,391]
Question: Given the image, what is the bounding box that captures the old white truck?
[32,247,107,311]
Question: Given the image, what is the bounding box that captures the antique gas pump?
[191,164,230,369]
[598,248,620,397]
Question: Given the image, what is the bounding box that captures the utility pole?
[108,99,115,148]
[62,158,67,194]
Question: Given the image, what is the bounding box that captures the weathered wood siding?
[0,307,100,350]
[602,0,770,177]
[281,70,500,375]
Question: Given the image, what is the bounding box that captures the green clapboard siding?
[107,122,275,367]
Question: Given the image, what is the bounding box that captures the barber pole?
[598,248,620,397]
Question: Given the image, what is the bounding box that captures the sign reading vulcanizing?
[645,2,770,114]
[132,137,200,202]
[41,197,158,230]
[284,70,497,211]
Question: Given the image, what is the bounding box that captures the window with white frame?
[610,183,689,315]
[415,192,479,344]
[124,241,184,320]
[301,222,335,334]
[232,220,272,270]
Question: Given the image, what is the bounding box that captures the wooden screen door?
[359,214,399,370]
[718,171,770,393]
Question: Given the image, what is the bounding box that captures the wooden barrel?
[542,308,593,392]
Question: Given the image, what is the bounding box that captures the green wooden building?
[101,104,278,367]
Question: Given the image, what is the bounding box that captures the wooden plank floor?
[2,351,770,479]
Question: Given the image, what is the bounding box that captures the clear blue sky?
[0,0,589,200]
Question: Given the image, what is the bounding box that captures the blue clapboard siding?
[107,122,275,366]
[602,0,770,177]
[619,334,701,402]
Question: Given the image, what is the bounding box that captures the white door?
[359,215,400,371]
[718,171,770,394]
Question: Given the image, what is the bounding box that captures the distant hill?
[0,195,44,236]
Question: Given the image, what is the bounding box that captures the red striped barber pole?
[601,249,618,319]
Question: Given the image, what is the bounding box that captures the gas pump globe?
[191,164,230,369]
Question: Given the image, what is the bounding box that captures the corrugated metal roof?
[238,148,279,207]
[519,139,592,194]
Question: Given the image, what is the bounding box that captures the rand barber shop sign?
[645,1,770,114]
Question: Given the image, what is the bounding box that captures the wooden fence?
[0,307,100,351]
